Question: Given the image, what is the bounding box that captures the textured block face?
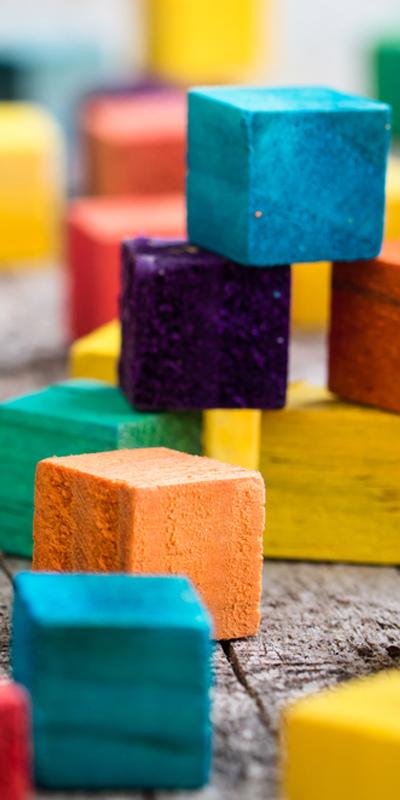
[374,39,400,137]
[147,0,263,83]
[0,683,31,800]
[12,572,212,789]
[0,103,64,264]
[284,671,400,800]
[187,87,391,266]
[329,242,400,413]
[0,380,201,557]
[261,383,400,563]
[32,447,265,640]
[70,320,121,384]
[119,238,290,409]
[68,194,185,339]
[81,92,186,195]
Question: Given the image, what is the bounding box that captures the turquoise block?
[0,379,201,557]
[187,86,392,266]
[12,572,213,789]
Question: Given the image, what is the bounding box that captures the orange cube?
[67,193,185,339]
[329,241,400,413]
[81,92,186,196]
[32,448,265,640]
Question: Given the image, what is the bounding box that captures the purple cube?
[119,238,290,410]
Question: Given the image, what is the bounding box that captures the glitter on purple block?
[119,237,291,411]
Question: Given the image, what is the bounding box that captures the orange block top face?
[68,194,186,243]
[33,448,265,640]
[329,241,400,412]
[81,93,187,143]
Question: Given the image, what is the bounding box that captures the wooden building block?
[203,410,261,470]
[329,241,400,413]
[146,0,263,84]
[32,448,265,640]
[0,103,64,266]
[284,670,400,800]
[67,194,185,339]
[373,37,400,137]
[261,382,400,563]
[120,238,290,410]
[70,320,120,384]
[0,682,31,800]
[187,87,391,266]
[0,379,201,557]
[386,156,400,240]
[12,572,212,789]
[80,91,186,196]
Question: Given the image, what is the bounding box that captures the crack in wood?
[221,641,271,731]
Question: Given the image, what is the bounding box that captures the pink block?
[0,682,31,800]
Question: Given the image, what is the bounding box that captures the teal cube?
[187,86,391,266]
[0,379,201,557]
[12,572,213,789]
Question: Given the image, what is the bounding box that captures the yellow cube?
[69,320,121,385]
[70,319,261,469]
[284,671,400,800]
[261,382,400,562]
[291,155,400,329]
[146,0,265,83]
[0,103,64,266]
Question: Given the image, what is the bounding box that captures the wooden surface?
[2,268,400,799]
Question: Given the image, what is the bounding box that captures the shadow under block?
[374,37,400,137]
[0,379,201,558]
[0,682,31,800]
[146,0,263,83]
[67,194,185,339]
[187,87,391,266]
[261,382,400,563]
[32,448,265,640]
[12,573,212,790]
[0,103,64,265]
[81,91,186,195]
[284,670,400,800]
[69,320,262,470]
[329,241,400,413]
[119,238,290,409]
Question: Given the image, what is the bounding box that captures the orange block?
[67,193,185,339]
[32,448,265,640]
[81,92,186,196]
[329,241,400,413]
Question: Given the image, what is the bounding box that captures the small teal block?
[0,379,201,557]
[187,86,392,266]
[12,572,213,790]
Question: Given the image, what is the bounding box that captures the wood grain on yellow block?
[69,320,120,385]
[261,382,400,563]
[147,0,265,83]
[203,409,261,470]
[284,671,400,800]
[0,103,64,266]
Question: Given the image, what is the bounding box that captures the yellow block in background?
[291,156,400,330]
[0,103,64,267]
[203,409,261,470]
[69,320,121,385]
[284,671,400,800]
[261,382,400,563]
[146,0,265,84]
[70,319,261,470]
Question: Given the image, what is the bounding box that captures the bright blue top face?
[189,86,390,115]
[14,573,211,632]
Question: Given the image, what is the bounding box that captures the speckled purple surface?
[119,238,290,410]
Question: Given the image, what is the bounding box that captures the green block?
[373,38,400,137]
[0,379,201,557]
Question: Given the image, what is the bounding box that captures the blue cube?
[12,573,213,790]
[187,86,392,265]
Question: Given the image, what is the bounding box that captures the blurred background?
[0,0,399,398]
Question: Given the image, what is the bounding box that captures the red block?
[0,682,31,800]
[67,194,186,339]
[80,92,186,196]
